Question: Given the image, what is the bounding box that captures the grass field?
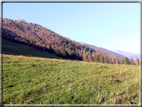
[2,39,62,59]
[2,39,140,104]
[3,54,139,104]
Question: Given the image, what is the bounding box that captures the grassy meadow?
[3,54,139,104]
[2,39,140,104]
[2,39,62,59]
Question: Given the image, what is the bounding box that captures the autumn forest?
[1,18,140,65]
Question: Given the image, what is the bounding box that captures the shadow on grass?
[2,38,64,60]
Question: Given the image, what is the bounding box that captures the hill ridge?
[2,18,130,64]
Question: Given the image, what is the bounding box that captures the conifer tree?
[103,54,106,62]
[117,59,120,64]
[124,57,129,64]
[80,51,83,59]
[112,56,115,64]
[70,50,76,59]
[91,52,95,62]
[61,46,68,58]
[94,54,97,62]
[130,58,135,65]
[68,50,72,59]
[96,54,101,63]
[26,34,30,50]
[110,57,113,64]
[30,39,34,49]
[88,51,91,62]
[27,39,30,50]
[85,52,88,62]
[115,56,119,64]
[56,48,61,57]
[129,58,131,65]
[75,46,77,51]
[135,58,139,65]
[122,58,124,64]
[43,39,47,52]
[82,49,87,61]
[104,55,108,63]
[48,44,53,53]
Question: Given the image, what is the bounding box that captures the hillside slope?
[1,18,125,63]
[2,38,62,59]
[1,18,93,60]
[81,42,125,60]
[3,54,139,104]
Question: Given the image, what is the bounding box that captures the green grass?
[2,39,140,104]
[3,54,139,104]
[2,39,62,59]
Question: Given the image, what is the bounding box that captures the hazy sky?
[3,3,140,54]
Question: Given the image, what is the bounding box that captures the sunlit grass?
[2,54,139,104]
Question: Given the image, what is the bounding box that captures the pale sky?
[3,2,140,54]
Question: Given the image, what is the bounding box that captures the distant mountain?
[80,42,125,60]
[113,49,140,61]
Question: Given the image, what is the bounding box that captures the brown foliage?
[2,18,125,63]
[135,58,139,65]
[100,55,104,63]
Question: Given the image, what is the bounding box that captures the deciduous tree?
[100,55,104,63]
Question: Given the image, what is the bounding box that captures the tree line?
[80,49,140,65]
[41,43,140,65]
[2,18,141,65]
